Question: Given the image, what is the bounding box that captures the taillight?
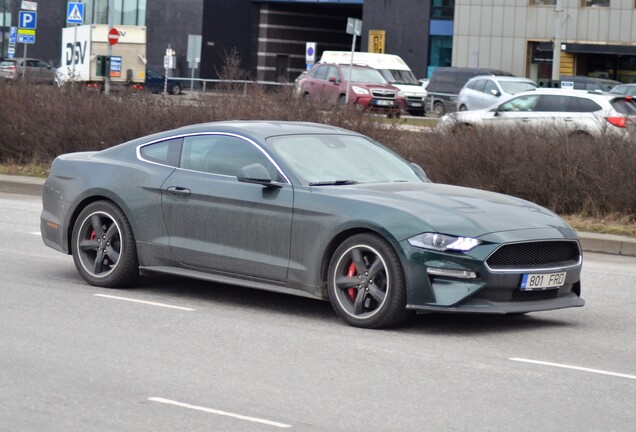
[606,117,630,128]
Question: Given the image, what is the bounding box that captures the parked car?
[319,51,427,116]
[296,63,402,117]
[610,83,636,96]
[457,76,537,111]
[438,88,636,137]
[145,68,181,95]
[559,75,622,91]
[0,57,56,83]
[425,67,515,116]
[40,121,584,329]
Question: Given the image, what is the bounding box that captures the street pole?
[105,0,114,93]
[552,0,563,81]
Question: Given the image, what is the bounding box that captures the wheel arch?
[64,192,134,254]
[319,226,404,299]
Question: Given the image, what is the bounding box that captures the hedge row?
[0,80,634,220]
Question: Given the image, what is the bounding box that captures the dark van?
[425,67,514,116]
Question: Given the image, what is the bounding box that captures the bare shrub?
[0,79,634,221]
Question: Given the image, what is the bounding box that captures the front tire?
[71,201,139,288]
[327,234,409,328]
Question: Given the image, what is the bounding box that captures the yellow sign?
[18,29,35,35]
[368,30,385,54]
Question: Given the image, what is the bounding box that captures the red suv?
[296,63,403,116]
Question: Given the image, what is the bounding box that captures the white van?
[319,51,426,116]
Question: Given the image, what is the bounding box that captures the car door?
[485,94,542,128]
[161,133,293,282]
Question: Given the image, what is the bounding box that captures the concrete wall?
[453,0,636,76]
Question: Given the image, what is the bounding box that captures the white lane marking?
[94,294,195,311]
[510,358,636,381]
[148,397,292,429]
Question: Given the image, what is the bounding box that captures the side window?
[612,86,626,95]
[181,135,281,180]
[533,95,568,112]
[326,66,339,81]
[484,80,499,95]
[314,65,328,80]
[567,97,602,112]
[472,79,487,92]
[499,95,540,112]
[139,138,182,167]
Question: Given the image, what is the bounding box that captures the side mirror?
[237,163,281,188]
[491,89,501,97]
[328,76,338,83]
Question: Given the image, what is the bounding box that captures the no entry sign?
[108,28,119,45]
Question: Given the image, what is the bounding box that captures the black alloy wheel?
[327,233,409,328]
[71,201,139,288]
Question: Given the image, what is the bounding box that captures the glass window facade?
[431,0,454,20]
[83,0,146,26]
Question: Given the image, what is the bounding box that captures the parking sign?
[18,11,37,30]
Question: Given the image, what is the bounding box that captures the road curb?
[1,174,634,257]
[0,174,44,196]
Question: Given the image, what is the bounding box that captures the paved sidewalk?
[2,174,634,257]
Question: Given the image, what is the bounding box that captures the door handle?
[166,186,191,197]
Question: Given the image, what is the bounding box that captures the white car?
[457,76,537,111]
[438,88,636,137]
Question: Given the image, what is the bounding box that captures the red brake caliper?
[347,262,357,300]
[90,230,97,241]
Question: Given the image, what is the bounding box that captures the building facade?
[453,0,636,83]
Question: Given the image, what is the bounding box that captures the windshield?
[380,69,419,85]
[267,134,424,185]
[500,81,538,94]
[340,66,388,84]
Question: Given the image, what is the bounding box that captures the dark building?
[1,0,446,82]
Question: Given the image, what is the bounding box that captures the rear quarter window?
[139,138,182,167]
[611,98,636,115]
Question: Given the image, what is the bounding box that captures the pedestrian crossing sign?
[67,2,84,25]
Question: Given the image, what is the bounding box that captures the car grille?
[512,288,559,302]
[371,89,396,99]
[406,95,424,102]
[486,241,580,270]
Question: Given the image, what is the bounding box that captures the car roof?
[467,75,534,83]
[111,121,360,151]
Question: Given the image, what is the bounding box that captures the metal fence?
[169,77,294,95]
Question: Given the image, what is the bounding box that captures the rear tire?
[71,201,139,288]
[433,101,446,116]
[169,83,181,95]
[327,233,410,328]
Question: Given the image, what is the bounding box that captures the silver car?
[439,88,636,137]
[0,57,56,83]
[457,76,537,111]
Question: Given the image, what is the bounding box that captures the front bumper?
[352,96,401,113]
[399,233,584,315]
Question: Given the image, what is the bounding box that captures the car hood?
[319,182,575,240]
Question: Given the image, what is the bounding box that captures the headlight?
[397,91,406,97]
[351,86,369,95]
[408,233,481,252]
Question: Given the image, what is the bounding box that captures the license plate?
[409,102,423,107]
[520,272,566,290]
[375,99,392,106]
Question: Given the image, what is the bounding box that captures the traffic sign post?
[108,28,120,45]
[67,2,85,24]
[18,10,37,80]
[345,18,362,104]
[306,42,316,70]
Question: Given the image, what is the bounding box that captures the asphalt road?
[1,192,635,432]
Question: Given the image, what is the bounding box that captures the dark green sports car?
[40,121,584,328]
